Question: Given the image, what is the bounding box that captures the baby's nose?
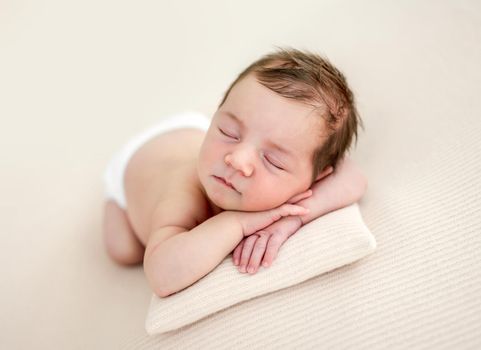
[225,153,254,177]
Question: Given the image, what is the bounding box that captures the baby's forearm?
[299,157,368,225]
[146,211,243,297]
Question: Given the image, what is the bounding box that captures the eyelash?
[218,127,237,140]
[218,127,284,170]
[266,157,285,170]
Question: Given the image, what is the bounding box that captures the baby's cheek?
[245,185,284,210]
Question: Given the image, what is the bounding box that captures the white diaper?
[103,111,211,209]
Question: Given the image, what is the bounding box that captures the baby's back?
[124,128,212,245]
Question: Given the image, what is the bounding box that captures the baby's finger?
[232,240,244,266]
[247,232,270,274]
[262,235,283,267]
[286,189,313,204]
[239,234,258,273]
[277,204,310,218]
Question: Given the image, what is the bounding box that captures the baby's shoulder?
[149,168,211,234]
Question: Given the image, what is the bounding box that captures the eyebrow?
[223,111,296,159]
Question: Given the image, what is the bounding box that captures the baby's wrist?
[285,214,303,229]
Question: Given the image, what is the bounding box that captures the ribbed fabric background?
[123,12,481,349]
[145,204,376,334]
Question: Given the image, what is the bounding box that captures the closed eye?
[219,126,285,171]
[218,127,237,139]
[265,156,284,171]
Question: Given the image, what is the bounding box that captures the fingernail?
[262,262,268,267]
[234,259,238,265]
[248,267,254,273]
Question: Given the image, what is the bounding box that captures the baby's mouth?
[213,175,239,193]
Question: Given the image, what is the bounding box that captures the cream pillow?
[145,203,377,334]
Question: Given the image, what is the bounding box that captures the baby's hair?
[218,47,364,184]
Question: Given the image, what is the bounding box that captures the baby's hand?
[232,215,303,274]
[233,202,309,237]
[232,189,313,274]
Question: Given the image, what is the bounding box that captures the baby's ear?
[315,165,334,182]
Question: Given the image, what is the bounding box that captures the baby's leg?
[103,200,144,265]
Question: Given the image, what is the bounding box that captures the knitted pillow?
[145,203,376,334]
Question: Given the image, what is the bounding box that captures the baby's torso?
[123,128,212,245]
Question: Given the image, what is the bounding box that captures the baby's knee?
[103,200,144,266]
[105,238,144,265]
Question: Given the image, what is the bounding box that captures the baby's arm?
[144,212,244,298]
[144,204,308,297]
[298,156,368,225]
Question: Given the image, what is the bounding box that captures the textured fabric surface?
[146,204,376,334]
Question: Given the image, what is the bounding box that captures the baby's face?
[197,73,324,212]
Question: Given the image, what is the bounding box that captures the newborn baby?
[102,48,368,298]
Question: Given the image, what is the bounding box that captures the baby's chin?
[205,193,239,212]
[206,193,278,213]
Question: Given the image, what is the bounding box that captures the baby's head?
[197,47,363,213]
